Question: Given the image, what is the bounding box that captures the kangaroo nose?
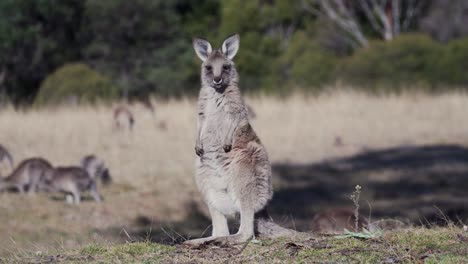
[213,76,223,85]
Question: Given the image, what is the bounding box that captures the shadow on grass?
[97,201,213,245]
[269,144,468,229]
[101,144,468,243]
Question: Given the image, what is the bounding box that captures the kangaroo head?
[193,34,240,92]
[81,156,102,177]
[81,155,112,185]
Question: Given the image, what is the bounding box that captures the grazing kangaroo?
[311,208,369,234]
[80,155,112,186]
[113,105,135,131]
[185,34,297,246]
[0,158,53,194]
[0,144,14,173]
[44,166,102,204]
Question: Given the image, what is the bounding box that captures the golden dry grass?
[0,90,467,257]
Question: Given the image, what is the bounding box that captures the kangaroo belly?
[206,187,240,216]
[196,160,240,215]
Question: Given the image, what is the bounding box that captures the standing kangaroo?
[185,34,295,246]
[113,105,135,131]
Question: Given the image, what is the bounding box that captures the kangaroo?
[44,166,102,204]
[185,34,297,246]
[0,144,14,173]
[113,105,135,131]
[311,208,369,234]
[0,158,53,194]
[80,155,112,186]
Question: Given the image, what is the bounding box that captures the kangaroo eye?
[223,64,231,70]
[205,65,212,71]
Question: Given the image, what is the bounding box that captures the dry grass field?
[0,90,468,262]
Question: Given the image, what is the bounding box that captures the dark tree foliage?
[82,0,196,98]
[0,0,86,105]
[420,0,468,43]
[1,0,468,105]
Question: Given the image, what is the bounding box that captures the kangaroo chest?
[196,90,243,215]
[196,159,241,215]
[200,96,231,149]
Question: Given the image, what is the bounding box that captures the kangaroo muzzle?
[213,77,223,85]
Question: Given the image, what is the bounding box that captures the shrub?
[340,34,443,92]
[35,63,119,106]
[266,31,338,94]
[435,38,468,88]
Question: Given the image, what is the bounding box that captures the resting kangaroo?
[185,34,296,246]
[0,158,53,194]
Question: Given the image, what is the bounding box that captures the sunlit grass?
[0,90,467,259]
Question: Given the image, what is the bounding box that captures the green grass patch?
[5,227,468,263]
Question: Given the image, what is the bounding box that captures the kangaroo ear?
[193,37,212,61]
[222,33,240,60]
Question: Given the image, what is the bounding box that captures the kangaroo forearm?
[196,115,205,144]
[195,115,205,156]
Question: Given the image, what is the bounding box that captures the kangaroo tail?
[254,207,313,239]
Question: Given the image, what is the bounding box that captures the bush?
[267,31,337,93]
[35,63,118,106]
[219,0,297,92]
[340,34,442,92]
[435,38,468,88]
[235,32,281,92]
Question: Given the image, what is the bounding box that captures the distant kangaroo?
[0,144,14,172]
[80,155,112,186]
[0,158,53,194]
[311,208,369,234]
[113,105,135,131]
[185,34,297,246]
[44,166,102,204]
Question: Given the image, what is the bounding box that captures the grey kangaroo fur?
[43,155,107,204]
[113,105,135,131]
[80,155,112,186]
[0,144,14,172]
[185,34,300,246]
[0,155,103,204]
[44,166,102,204]
[0,158,53,194]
